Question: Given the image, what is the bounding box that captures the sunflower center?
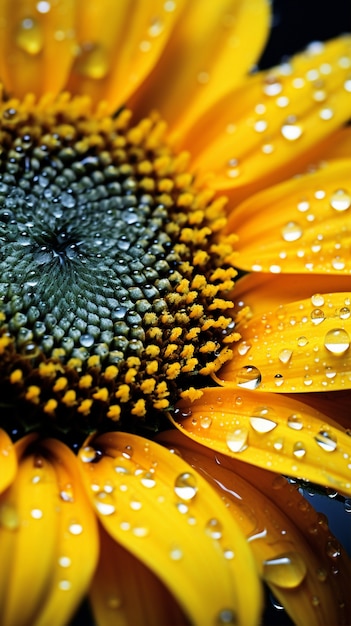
[0,94,237,438]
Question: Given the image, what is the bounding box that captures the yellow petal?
[67,0,185,109]
[220,292,351,393]
[0,0,76,97]
[227,159,351,274]
[233,272,351,317]
[0,429,17,493]
[132,0,270,142]
[186,37,351,198]
[158,430,351,626]
[78,431,262,626]
[170,386,351,495]
[322,126,351,160]
[0,435,99,626]
[90,523,188,626]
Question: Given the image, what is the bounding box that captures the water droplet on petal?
[314,430,337,452]
[293,442,306,459]
[174,472,198,501]
[216,609,238,625]
[249,407,277,433]
[339,307,350,320]
[287,414,304,430]
[281,221,303,242]
[140,471,156,488]
[311,294,325,307]
[68,522,83,535]
[169,545,183,560]
[79,446,101,463]
[236,365,261,389]
[30,508,43,519]
[330,189,351,212]
[200,415,212,429]
[226,428,249,453]
[263,75,283,96]
[76,43,109,79]
[278,349,293,364]
[310,308,325,325]
[326,539,341,559]
[205,518,223,539]
[58,556,71,568]
[324,328,350,355]
[281,117,303,141]
[263,552,307,588]
[16,18,43,55]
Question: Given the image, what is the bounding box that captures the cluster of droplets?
[230,293,351,393]
[225,38,351,179]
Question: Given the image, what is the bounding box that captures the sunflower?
[0,1,350,624]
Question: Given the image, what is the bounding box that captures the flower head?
[0,1,350,625]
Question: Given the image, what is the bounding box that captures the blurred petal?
[133,0,270,140]
[233,273,351,317]
[322,127,351,160]
[220,292,351,393]
[171,387,351,495]
[0,0,76,97]
[78,432,262,626]
[0,436,98,626]
[90,523,188,626]
[67,0,185,109]
[0,429,16,493]
[186,37,351,198]
[227,159,351,275]
[159,430,351,626]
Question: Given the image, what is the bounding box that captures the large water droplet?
[236,365,261,389]
[287,414,304,430]
[293,442,307,459]
[79,446,101,463]
[314,430,337,452]
[311,294,325,307]
[263,552,307,588]
[249,407,277,433]
[281,221,303,242]
[174,472,198,501]
[329,189,351,212]
[281,118,303,141]
[310,308,325,325]
[226,428,249,453]
[95,492,116,516]
[324,328,350,355]
[278,349,293,364]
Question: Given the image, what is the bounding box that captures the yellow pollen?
[43,399,58,414]
[25,386,41,403]
[77,399,93,415]
[79,375,93,389]
[62,390,77,407]
[92,388,109,402]
[53,377,68,392]
[10,369,23,384]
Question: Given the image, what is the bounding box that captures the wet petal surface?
[78,431,262,626]
[0,436,98,626]
[171,386,351,495]
[158,430,351,626]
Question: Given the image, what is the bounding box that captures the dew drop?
[68,522,83,535]
[330,189,351,212]
[324,328,350,355]
[263,552,307,588]
[174,472,198,501]
[310,308,325,325]
[316,567,328,582]
[16,18,43,55]
[263,75,283,96]
[287,414,304,430]
[339,307,350,320]
[58,556,71,568]
[122,445,134,459]
[140,471,156,489]
[169,545,183,560]
[293,442,307,459]
[223,548,235,560]
[314,430,337,452]
[326,539,341,559]
[79,333,94,348]
[273,438,284,451]
[281,221,303,242]
[297,336,308,347]
[58,580,71,591]
[236,365,261,389]
[200,415,212,430]
[95,492,116,516]
[274,374,284,387]
[281,117,303,141]
[205,518,223,539]
[311,294,325,307]
[249,407,277,433]
[76,43,109,79]
[226,428,249,453]
[30,508,43,519]
[78,446,101,463]
[278,349,293,364]
[237,340,251,356]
